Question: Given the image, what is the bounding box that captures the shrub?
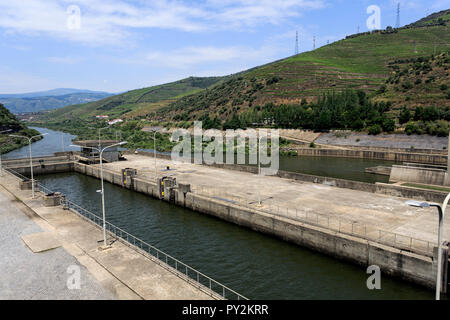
[402,81,413,90]
[368,124,382,135]
[382,118,395,132]
[422,107,439,122]
[399,107,411,124]
[405,122,422,135]
[441,84,449,91]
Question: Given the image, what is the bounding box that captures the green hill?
[35,76,227,122]
[159,14,449,122]
[0,104,41,154]
[34,10,450,138]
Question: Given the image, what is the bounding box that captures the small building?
[108,119,123,126]
[74,140,121,163]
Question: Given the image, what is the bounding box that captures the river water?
[3,127,437,300]
[37,172,434,300]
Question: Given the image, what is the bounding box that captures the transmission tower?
[295,31,299,55]
[313,36,316,50]
[396,3,400,28]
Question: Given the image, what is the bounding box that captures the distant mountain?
[0,88,111,99]
[33,76,227,122]
[0,89,113,113]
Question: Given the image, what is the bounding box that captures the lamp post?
[10,133,48,198]
[153,131,157,180]
[98,127,110,149]
[0,129,12,176]
[407,195,450,300]
[71,141,127,248]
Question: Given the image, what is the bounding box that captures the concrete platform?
[21,232,61,253]
[0,172,215,300]
[102,154,448,247]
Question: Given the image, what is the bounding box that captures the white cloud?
[431,0,450,10]
[46,56,83,64]
[0,0,326,45]
[125,44,282,71]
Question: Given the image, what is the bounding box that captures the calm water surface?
[36,172,436,300]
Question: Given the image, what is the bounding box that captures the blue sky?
[0,0,449,94]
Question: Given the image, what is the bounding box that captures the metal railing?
[4,168,247,300]
[192,185,435,257]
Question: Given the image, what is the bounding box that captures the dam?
[1,128,448,300]
[1,151,448,299]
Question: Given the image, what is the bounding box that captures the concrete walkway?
[0,186,117,300]
[0,173,214,300]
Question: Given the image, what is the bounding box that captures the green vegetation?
[34,77,227,123]
[375,52,450,111]
[0,104,41,154]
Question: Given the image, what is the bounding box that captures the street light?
[0,129,12,176]
[407,195,450,300]
[148,130,159,180]
[71,141,127,248]
[9,133,48,198]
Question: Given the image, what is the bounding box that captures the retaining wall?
[292,148,447,165]
[390,165,450,186]
[8,162,74,176]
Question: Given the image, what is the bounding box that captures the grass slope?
[36,76,226,122]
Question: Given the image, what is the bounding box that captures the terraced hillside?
[374,52,450,112]
[159,10,450,122]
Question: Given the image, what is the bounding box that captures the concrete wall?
[8,162,74,176]
[3,155,71,168]
[183,193,437,289]
[292,148,447,165]
[390,165,449,186]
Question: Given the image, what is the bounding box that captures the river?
[7,127,393,183]
[3,127,437,300]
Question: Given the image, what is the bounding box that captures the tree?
[413,106,424,121]
[382,118,396,132]
[368,124,382,135]
[399,107,411,124]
